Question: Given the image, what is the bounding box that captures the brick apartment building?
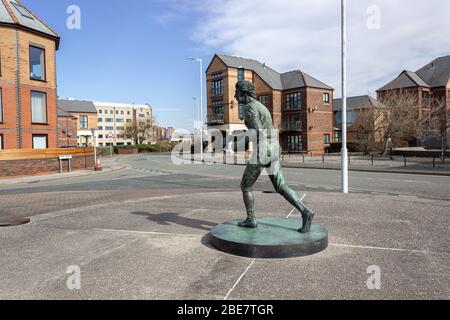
[0,0,60,150]
[333,95,387,143]
[206,54,334,154]
[57,99,98,147]
[57,107,77,147]
[377,55,450,148]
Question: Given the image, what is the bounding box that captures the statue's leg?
[239,164,263,228]
[269,161,315,233]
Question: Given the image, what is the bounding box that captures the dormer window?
[12,2,34,19]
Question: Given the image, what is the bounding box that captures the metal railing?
[281,121,302,131]
[207,114,225,125]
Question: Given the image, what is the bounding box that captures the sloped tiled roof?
[333,95,387,112]
[0,0,59,47]
[377,70,430,91]
[378,55,450,91]
[57,99,97,114]
[214,54,333,91]
[416,55,450,88]
[281,70,333,90]
[57,107,76,118]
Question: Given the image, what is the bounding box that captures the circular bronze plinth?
[0,218,31,227]
[210,217,328,259]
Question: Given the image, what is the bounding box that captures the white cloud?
[177,0,450,97]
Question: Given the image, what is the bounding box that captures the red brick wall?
[0,155,94,177]
[57,116,78,147]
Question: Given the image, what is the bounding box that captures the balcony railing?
[282,121,302,131]
[207,114,225,125]
[210,89,224,97]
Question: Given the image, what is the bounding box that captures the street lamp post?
[188,57,204,163]
[341,0,349,194]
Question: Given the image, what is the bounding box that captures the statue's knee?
[241,183,252,193]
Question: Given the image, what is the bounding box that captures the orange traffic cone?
[95,158,103,171]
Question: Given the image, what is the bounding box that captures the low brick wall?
[0,148,95,178]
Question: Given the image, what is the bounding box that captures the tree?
[124,123,152,145]
[354,107,388,153]
[377,89,446,154]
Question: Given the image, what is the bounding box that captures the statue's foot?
[298,209,314,233]
[238,218,258,229]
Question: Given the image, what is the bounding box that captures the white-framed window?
[31,91,47,124]
[32,135,48,149]
[323,93,330,104]
[29,46,45,81]
[79,115,88,129]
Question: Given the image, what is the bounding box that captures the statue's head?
[235,80,257,105]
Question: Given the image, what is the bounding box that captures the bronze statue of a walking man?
[235,80,314,233]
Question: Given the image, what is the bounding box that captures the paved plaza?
[0,155,449,299]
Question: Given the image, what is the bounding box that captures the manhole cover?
[0,218,31,227]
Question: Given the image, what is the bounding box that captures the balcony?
[207,114,225,125]
[282,121,302,131]
[210,89,224,97]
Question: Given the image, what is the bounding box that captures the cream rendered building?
[93,101,152,147]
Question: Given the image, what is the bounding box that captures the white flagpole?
[341,0,349,193]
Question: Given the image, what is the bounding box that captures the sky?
[22,0,450,132]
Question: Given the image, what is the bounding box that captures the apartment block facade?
[206,54,334,155]
[0,0,60,150]
[377,55,450,148]
[94,101,152,146]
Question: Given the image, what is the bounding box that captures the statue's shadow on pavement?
[130,211,217,250]
[130,211,216,232]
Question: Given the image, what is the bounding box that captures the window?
[238,68,244,81]
[79,115,88,129]
[98,135,103,139]
[287,135,302,152]
[126,119,132,123]
[285,92,301,110]
[121,111,124,115]
[139,114,145,118]
[282,114,301,131]
[31,91,47,124]
[12,2,34,19]
[116,118,124,123]
[127,111,131,115]
[105,118,114,122]
[32,135,48,149]
[212,100,224,106]
[324,134,331,144]
[29,46,45,81]
[105,126,114,131]
[98,110,103,114]
[212,79,224,96]
[98,118,103,123]
[139,122,146,126]
[323,93,330,104]
[116,126,125,131]
[333,130,341,142]
[211,72,223,80]
[147,112,150,116]
[98,126,103,130]
[0,134,3,149]
[448,91,450,99]
[0,87,3,123]
[258,95,270,107]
